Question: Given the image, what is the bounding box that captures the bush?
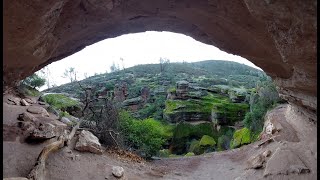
[199,135,216,147]
[230,127,251,149]
[119,111,173,158]
[22,74,46,89]
[217,135,231,151]
[243,78,281,139]
[158,149,170,158]
[184,152,195,157]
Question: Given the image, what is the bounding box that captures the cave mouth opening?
[23,31,281,159]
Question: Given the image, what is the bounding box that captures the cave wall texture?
[3,0,316,121]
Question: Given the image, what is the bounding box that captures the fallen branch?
[256,135,280,148]
[27,120,81,180]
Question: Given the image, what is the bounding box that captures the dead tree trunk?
[27,120,81,180]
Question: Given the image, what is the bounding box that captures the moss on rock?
[199,135,216,147]
[230,127,251,149]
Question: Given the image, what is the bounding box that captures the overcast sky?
[38,31,262,90]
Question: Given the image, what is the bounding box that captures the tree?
[22,73,46,89]
[39,66,52,89]
[62,67,77,82]
[159,57,170,73]
[110,61,120,73]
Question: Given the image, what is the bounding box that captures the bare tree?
[77,81,120,146]
[159,57,170,73]
[110,61,120,73]
[62,67,77,83]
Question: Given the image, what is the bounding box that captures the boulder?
[25,98,35,104]
[61,117,72,124]
[20,99,30,106]
[263,150,271,157]
[122,97,143,106]
[18,112,37,122]
[112,166,124,178]
[30,123,56,140]
[27,106,50,117]
[7,97,21,105]
[247,154,265,169]
[75,130,103,154]
[29,120,67,140]
[38,101,46,105]
[263,147,310,177]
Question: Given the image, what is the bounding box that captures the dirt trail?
[3,95,317,180]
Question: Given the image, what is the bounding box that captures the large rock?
[263,147,310,177]
[27,106,50,117]
[30,123,57,140]
[18,112,37,122]
[75,130,103,154]
[112,166,125,178]
[29,119,67,140]
[20,99,30,106]
[7,97,21,105]
[122,96,143,106]
[60,117,72,124]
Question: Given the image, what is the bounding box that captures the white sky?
[38,31,262,90]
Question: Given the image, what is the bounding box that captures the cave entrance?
[25,31,282,158]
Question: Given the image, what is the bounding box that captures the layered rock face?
[3,0,316,121]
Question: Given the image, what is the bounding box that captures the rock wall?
[3,0,316,121]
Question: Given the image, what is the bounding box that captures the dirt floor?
[3,95,317,180]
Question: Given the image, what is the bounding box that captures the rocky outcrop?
[113,82,128,102]
[75,130,103,154]
[175,81,189,100]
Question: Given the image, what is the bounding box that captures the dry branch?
[27,120,81,180]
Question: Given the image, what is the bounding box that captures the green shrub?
[217,135,231,151]
[59,111,70,118]
[119,111,173,158]
[230,127,251,149]
[185,152,195,157]
[199,135,216,147]
[158,149,171,158]
[22,73,46,89]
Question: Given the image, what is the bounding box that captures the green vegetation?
[158,149,170,158]
[42,94,80,112]
[243,77,281,140]
[230,127,251,149]
[184,152,195,157]
[22,73,46,90]
[199,135,216,147]
[119,111,173,158]
[41,60,282,158]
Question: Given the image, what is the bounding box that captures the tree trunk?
[27,121,81,180]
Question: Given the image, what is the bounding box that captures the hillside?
[44,60,264,96]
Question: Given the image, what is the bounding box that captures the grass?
[42,94,80,111]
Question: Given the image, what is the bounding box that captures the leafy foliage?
[243,77,281,137]
[199,135,216,147]
[119,111,173,158]
[22,73,46,89]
